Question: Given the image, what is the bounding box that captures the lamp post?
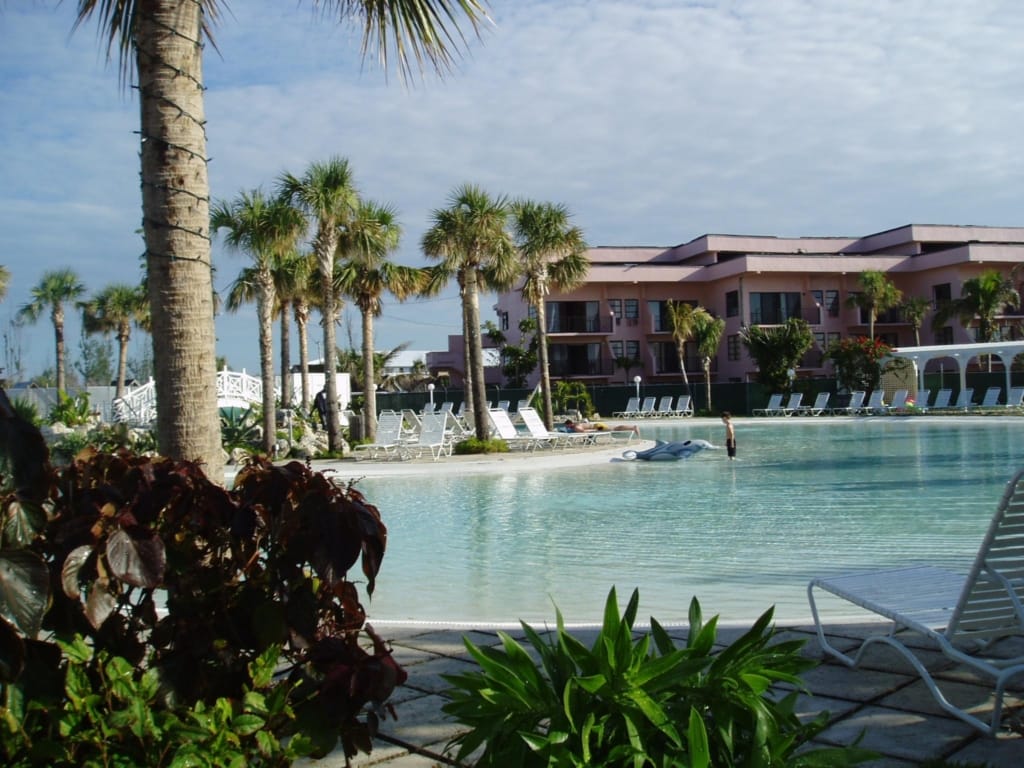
[427,382,435,409]
[634,375,641,401]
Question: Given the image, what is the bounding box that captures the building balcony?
[547,316,614,334]
[549,359,615,378]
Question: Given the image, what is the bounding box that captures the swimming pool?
[350,418,1023,626]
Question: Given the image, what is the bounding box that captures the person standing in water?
[721,411,736,460]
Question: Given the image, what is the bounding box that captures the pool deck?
[297,415,1024,766]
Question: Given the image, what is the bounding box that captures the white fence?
[112,370,276,425]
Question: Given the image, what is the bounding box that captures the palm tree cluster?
[665,301,725,412]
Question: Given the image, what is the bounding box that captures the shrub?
[443,588,876,767]
[453,437,509,455]
[48,390,92,427]
[220,406,263,451]
[0,388,403,765]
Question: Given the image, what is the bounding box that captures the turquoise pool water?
[352,419,1023,626]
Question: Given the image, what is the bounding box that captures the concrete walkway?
[297,619,1024,767]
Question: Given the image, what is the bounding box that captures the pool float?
[622,439,717,461]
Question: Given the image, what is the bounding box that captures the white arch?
[888,341,1024,397]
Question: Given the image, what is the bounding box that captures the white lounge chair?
[412,412,453,460]
[613,397,640,418]
[796,391,830,416]
[977,386,1002,409]
[518,407,587,449]
[353,411,409,460]
[925,388,952,412]
[830,390,865,416]
[654,395,675,417]
[860,390,885,415]
[780,392,803,416]
[951,388,975,411]
[673,395,694,417]
[486,408,535,450]
[752,393,784,416]
[1005,387,1024,409]
[637,396,658,418]
[885,388,910,414]
[808,466,1024,735]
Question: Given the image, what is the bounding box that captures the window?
[500,311,509,331]
[625,340,640,360]
[651,342,681,374]
[527,305,537,321]
[749,292,801,325]
[877,332,899,347]
[726,290,739,318]
[624,299,639,320]
[934,326,954,345]
[549,343,605,376]
[647,299,697,333]
[608,298,622,324]
[609,340,623,359]
[545,301,602,332]
[933,283,952,309]
[811,290,824,324]
[825,290,840,317]
[727,334,741,361]
[813,332,825,349]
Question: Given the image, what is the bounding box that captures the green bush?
[443,588,875,767]
[220,406,263,451]
[453,437,509,455]
[48,391,92,427]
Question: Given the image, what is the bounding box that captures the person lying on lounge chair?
[563,419,640,436]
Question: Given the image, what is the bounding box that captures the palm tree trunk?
[459,274,473,416]
[675,340,691,388]
[53,308,65,394]
[703,359,712,413]
[116,325,130,401]
[319,254,341,451]
[295,299,310,411]
[362,306,377,442]
[464,269,489,440]
[137,1,222,478]
[535,298,554,428]
[280,299,292,409]
[257,279,276,454]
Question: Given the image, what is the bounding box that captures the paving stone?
[798,661,914,701]
[814,704,976,761]
[395,629,498,657]
[397,655,478,697]
[947,730,1024,768]
[377,692,470,753]
[879,675,1008,720]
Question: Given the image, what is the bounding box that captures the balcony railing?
[550,359,614,377]
[548,316,613,334]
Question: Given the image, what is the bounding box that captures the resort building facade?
[486,224,1024,386]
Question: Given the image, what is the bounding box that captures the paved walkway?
[295,619,1024,767]
[296,417,1024,766]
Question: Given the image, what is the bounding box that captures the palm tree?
[666,300,700,389]
[900,295,931,346]
[846,270,902,341]
[279,159,360,453]
[334,200,428,441]
[213,190,305,454]
[288,253,319,411]
[19,268,86,393]
[510,199,588,429]
[422,184,518,441]
[741,318,815,393]
[933,269,1020,370]
[0,265,10,302]
[691,308,725,413]
[72,1,489,473]
[80,283,148,399]
[268,250,309,411]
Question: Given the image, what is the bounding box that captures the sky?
[2,0,1024,381]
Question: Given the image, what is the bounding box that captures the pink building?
[491,224,1024,385]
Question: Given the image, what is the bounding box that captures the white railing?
[112,369,277,425]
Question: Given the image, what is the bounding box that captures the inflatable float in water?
[622,439,717,461]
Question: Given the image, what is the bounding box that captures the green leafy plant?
[741,318,815,392]
[454,437,510,455]
[0,387,404,765]
[443,588,875,767]
[220,406,263,451]
[10,397,40,427]
[48,390,92,427]
[825,336,893,394]
[551,380,594,418]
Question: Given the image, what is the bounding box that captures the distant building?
[492,224,1024,386]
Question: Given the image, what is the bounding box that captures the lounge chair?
[780,392,803,416]
[976,386,1002,409]
[654,396,675,417]
[412,412,453,460]
[518,407,588,449]
[807,466,1024,735]
[951,388,975,411]
[830,390,865,416]
[859,389,885,415]
[637,396,658,418]
[752,393,784,416]
[497,400,511,413]
[673,395,694,417]
[1005,387,1024,409]
[796,391,830,416]
[925,388,952,412]
[885,388,910,414]
[515,399,531,415]
[486,408,535,450]
[353,411,409,460]
[613,397,640,418]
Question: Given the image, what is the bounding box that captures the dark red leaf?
[106,527,166,588]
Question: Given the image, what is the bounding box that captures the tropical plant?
[18,268,86,393]
[220,406,263,452]
[48,389,93,427]
[214,188,306,454]
[692,308,726,413]
[846,270,902,342]
[825,336,893,394]
[453,437,510,455]
[484,318,539,388]
[0,387,402,765]
[79,282,148,399]
[423,184,519,440]
[443,587,875,767]
[932,269,1021,345]
[0,264,10,302]
[334,199,426,442]
[287,252,319,410]
[741,318,815,392]
[71,0,489,475]
[270,250,309,410]
[613,354,642,383]
[666,300,700,389]
[510,199,589,428]
[900,295,931,347]
[551,380,594,418]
